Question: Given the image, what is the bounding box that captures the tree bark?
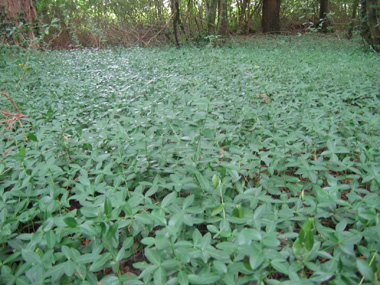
[360,0,371,41]
[262,0,281,33]
[319,0,330,32]
[205,0,218,35]
[237,0,249,34]
[217,0,228,35]
[366,0,380,49]
[0,0,39,48]
[170,0,180,46]
[347,0,359,39]
[190,0,201,34]
[176,0,186,36]
[360,0,380,50]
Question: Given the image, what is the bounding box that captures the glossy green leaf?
[231,204,245,218]
[271,260,289,275]
[213,260,227,274]
[212,175,221,190]
[45,231,56,248]
[89,252,111,272]
[356,258,374,281]
[63,217,78,228]
[151,209,167,226]
[21,249,41,264]
[13,146,26,161]
[64,260,75,276]
[188,273,220,284]
[154,266,166,284]
[135,213,152,225]
[161,192,176,208]
[141,237,155,246]
[262,233,280,247]
[168,211,184,228]
[211,203,225,217]
[178,271,189,285]
[78,175,91,187]
[104,197,112,219]
[27,133,38,142]
[145,248,161,266]
[80,207,99,218]
[249,250,264,270]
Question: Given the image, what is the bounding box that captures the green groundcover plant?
[0,36,380,284]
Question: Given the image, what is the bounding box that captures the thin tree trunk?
[191,0,201,34]
[262,0,281,33]
[366,0,380,49]
[198,0,204,31]
[185,0,191,30]
[238,0,249,34]
[182,0,194,40]
[347,0,359,39]
[176,0,186,37]
[217,0,228,35]
[171,0,180,46]
[319,0,329,32]
[360,0,372,44]
[205,0,218,35]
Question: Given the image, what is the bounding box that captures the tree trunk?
[366,0,380,49]
[360,0,371,41]
[262,0,281,33]
[170,0,180,46]
[217,0,228,35]
[360,0,380,50]
[190,0,201,34]
[205,0,218,35]
[176,0,186,36]
[238,0,249,34]
[0,0,39,48]
[347,0,359,39]
[319,0,330,32]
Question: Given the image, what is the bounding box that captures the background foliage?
[1,36,380,283]
[1,0,378,48]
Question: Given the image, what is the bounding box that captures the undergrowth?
[0,36,380,284]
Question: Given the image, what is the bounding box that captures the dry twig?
[145,14,174,47]
[0,92,29,138]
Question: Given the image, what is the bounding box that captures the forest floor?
[1,35,380,284]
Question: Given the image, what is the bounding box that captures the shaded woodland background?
[0,0,379,49]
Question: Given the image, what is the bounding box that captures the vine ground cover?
[1,36,380,284]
